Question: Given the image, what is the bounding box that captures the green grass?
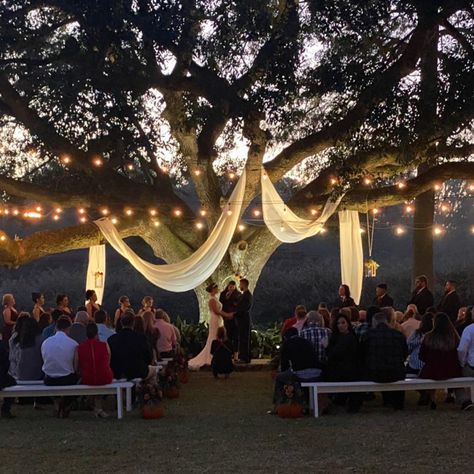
[1,372,472,473]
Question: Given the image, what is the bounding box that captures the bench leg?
[117,388,123,419]
[308,388,314,411]
[470,385,474,403]
[313,388,319,418]
[126,387,132,412]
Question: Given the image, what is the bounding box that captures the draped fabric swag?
[94,169,247,292]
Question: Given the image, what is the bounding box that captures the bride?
[188,283,234,370]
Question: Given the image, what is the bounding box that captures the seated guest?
[361,311,407,410]
[94,310,115,342]
[373,283,394,308]
[319,308,331,328]
[85,290,100,320]
[402,306,421,338]
[359,310,367,323]
[38,312,51,332]
[77,322,113,418]
[0,339,16,418]
[349,306,360,327]
[17,318,44,381]
[56,294,73,317]
[162,312,181,347]
[355,306,379,341]
[394,311,404,324]
[420,312,472,410]
[42,309,64,339]
[292,307,308,332]
[114,295,131,331]
[31,292,46,322]
[41,317,79,418]
[457,315,474,410]
[438,280,461,324]
[1,293,18,343]
[133,315,145,334]
[299,311,331,367]
[108,312,156,380]
[137,296,156,317]
[335,284,356,309]
[8,312,30,378]
[69,311,88,344]
[456,306,473,336]
[154,309,177,359]
[211,327,234,379]
[143,311,159,363]
[281,305,306,336]
[381,306,403,333]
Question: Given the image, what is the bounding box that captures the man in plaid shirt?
[299,311,332,366]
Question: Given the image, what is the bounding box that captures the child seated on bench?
[211,327,234,379]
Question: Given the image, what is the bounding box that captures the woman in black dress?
[211,327,234,379]
[219,281,240,358]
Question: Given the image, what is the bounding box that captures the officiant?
[219,281,241,358]
[235,278,253,364]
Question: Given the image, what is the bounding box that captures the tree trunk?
[413,188,435,286]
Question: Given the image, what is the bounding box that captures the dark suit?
[408,287,434,315]
[220,289,241,353]
[373,293,394,308]
[438,291,461,324]
[235,290,253,363]
[108,328,152,380]
[334,296,356,309]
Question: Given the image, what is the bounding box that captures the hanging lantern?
[364,258,380,278]
[94,271,104,288]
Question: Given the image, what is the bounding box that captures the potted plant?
[136,380,164,419]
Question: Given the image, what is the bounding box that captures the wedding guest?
[220,281,240,357]
[281,305,306,336]
[406,313,434,376]
[17,318,44,381]
[94,310,115,342]
[1,293,18,343]
[143,311,159,363]
[162,312,181,347]
[31,293,46,322]
[38,312,51,332]
[408,275,434,315]
[361,312,407,410]
[0,339,16,418]
[402,307,421,339]
[235,278,253,364]
[381,306,403,333]
[56,294,73,317]
[456,306,473,337]
[77,322,113,418]
[438,280,461,324]
[41,317,79,418]
[349,306,360,326]
[292,306,308,332]
[114,295,131,331]
[373,283,394,308]
[419,312,471,410]
[69,311,88,344]
[457,316,474,410]
[42,309,63,339]
[133,315,145,334]
[154,310,177,359]
[108,312,156,380]
[137,296,156,317]
[319,308,331,328]
[211,327,234,379]
[299,311,331,367]
[355,306,379,341]
[8,312,29,378]
[85,290,100,320]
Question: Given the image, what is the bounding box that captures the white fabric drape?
[261,169,343,243]
[95,170,246,292]
[338,210,363,305]
[85,245,106,304]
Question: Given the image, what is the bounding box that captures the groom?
[235,278,253,364]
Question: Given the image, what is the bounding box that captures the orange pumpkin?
[164,387,180,399]
[142,404,165,419]
[277,403,303,418]
[179,371,189,384]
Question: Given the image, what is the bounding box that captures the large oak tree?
[0,0,473,318]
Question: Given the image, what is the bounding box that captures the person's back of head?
[120,311,135,329]
[85,289,95,301]
[319,308,331,328]
[155,309,168,321]
[318,302,328,311]
[56,316,72,332]
[359,310,367,322]
[133,315,145,333]
[372,311,388,328]
[19,317,40,348]
[86,322,98,340]
[283,327,298,342]
[306,310,323,327]
[380,306,395,325]
[94,309,107,324]
[240,278,249,290]
[51,309,63,323]
[295,304,307,315]
[349,306,359,323]
[366,306,379,327]
[296,308,307,320]
[417,312,434,335]
[424,312,459,351]
[38,312,51,330]
[339,307,351,320]
[75,311,89,326]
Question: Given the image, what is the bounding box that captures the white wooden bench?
[301,377,474,418]
[0,381,134,419]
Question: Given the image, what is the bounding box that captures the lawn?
[1,371,471,473]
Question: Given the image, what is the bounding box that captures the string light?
[153,220,160,227]
[359,228,365,234]
[35,206,42,212]
[174,209,182,217]
[395,226,405,236]
[227,209,233,216]
[24,211,42,219]
[238,224,246,231]
[253,209,261,217]
[194,169,201,176]
[228,172,235,180]
[363,177,372,186]
[93,156,103,167]
[320,227,327,234]
[149,209,158,216]
[55,208,62,214]
[53,214,60,221]
[199,209,207,217]
[195,222,204,230]
[101,208,109,216]
[469,184,474,192]
[126,163,134,171]
[125,209,133,216]
[433,225,444,236]
[3,209,9,215]
[80,216,87,223]
[440,202,450,213]
[310,209,318,216]
[12,209,19,216]
[372,208,379,215]
[434,183,441,191]
[330,177,338,185]
[405,205,414,213]
[0,235,6,242]
[111,217,118,224]
[471,226,474,235]
[397,181,406,189]
[61,154,71,165]
[78,208,86,214]
[161,165,169,173]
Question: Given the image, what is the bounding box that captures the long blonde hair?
[2,293,14,306]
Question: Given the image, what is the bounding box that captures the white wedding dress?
[188,296,224,369]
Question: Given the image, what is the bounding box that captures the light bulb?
[4,209,9,215]
[55,208,62,213]
[330,177,337,185]
[0,235,6,242]
[93,156,103,167]
[12,209,19,216]
[253,209,261,217]
[61,154,71,164]
[195,222,204,230]
[149,209,157,216]
[320,227,327,234]
[228,172,235,180]
[395,226,405,235]
[80,216,87,223]
[174,209,182,217]
[397,182,406,189]
[36,206,42,212]
[469,184,474,192]
[372,208,379,215]
[53,214,60,221]
[194,169,201,176]
[238,224,245,231]
[78,208,85,214]
[434,183,441,191]
[101,208,109,216]
[227,209,233,216]
[199,209,207,217]
[363,177,372,186]
[126,163,134,171]
[153,220,160,227]
[405,205,414,213]
[125,209,133,216]
[310,209,318,216]
[111,218,118,224]
[433,226,443,236]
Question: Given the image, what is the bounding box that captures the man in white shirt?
[41,317,79,417]
[94,310,115,342]
[457,318,474,410]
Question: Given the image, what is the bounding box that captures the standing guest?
[69,311,88,344]
[324,314,363,412]
[42,309,63,339]
[143,311,159,363]
[234,278,253,364]
[211,327,234,379]
[137,296,156,317]
[38,312,52,332]
[41,317,79,418]
[292,307,308,332]
[457,316,474,410]
[31,293,46,322]
[1,293,18,344]
[361,312,408,410]
[114,295,131,331]
[420,312,472,410]
[0,339,16,418]
[408,275,434,315]
[373,283,394,308]
[220,281,241,358]
[335,284,355,309]
[456,306,473,337]
[17,318,44,381]
[94,310,115,342]
[56,294,73,317]
[299,311,332,367]
[77,322,113,418]
[281,305,306,336]
[402,307,421,339]
[108,312,156,380]
[85,290,100,320]
[8,312,30,378]
[154,310,177,359]
[438,280,461,324]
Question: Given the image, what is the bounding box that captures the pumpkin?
[141,404,165,420]
[277,403,304,419]
[164,387,180,399]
